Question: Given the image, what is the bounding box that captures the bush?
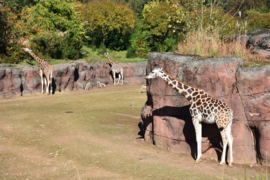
[245,10,270,31]
[30,31,82,60]
[126,47,137,58]
[97,43,107,56]
[130,30,150,58]
[154,38,178,52]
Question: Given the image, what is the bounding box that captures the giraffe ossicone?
[145,67,234,166]
[23,48,53,95]
[104,52,124,85]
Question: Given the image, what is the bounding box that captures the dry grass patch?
[176,30,270,67]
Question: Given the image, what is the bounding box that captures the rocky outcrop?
[0,61,147,98]
[227,29,270,59]
[141,52,270,165]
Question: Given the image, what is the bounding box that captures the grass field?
[0,85,268,179]
[19,46,148,66]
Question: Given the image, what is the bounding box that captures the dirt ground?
[0,85,268,180]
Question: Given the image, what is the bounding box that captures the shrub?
[245,10,270,31]
[154,38,178,52]
[126,47,136,58]
[130,30,150,58]
[97,43,107,56]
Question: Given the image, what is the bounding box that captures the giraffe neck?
[159,70,205,102]
[105,56,116,66]
[28,51,46,66]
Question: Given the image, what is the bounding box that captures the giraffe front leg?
[121,73,123,85]
[39,70,44,94]
[44,78,48,95]
[113,72,116,85]
[193,119,202,162]
[49,81,52,95]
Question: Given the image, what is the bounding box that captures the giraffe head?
[104,52,108,57]
[23,48,32,52]
[145,67,163,79]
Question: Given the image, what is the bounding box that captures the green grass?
[18,46,148,67]
[0,86,217,179]
[79,46,148,64]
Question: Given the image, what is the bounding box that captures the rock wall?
[141,52,270,165]
[0,61,147,98]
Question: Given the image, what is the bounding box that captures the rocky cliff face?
[0,61,147,98]
[141,52,270,165]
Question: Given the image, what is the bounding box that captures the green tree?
[2,0,36,12]
[81,0,135,45]
[19,0,85,59]
[141,1,182,51]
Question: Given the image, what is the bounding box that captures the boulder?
[0,65,23,98]
[141,52,270,165]
[237,66,270,164]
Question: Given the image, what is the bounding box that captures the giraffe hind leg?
[117,74,121,85]
[227,125,233,166]
[49,80,52,95]
[219,130,228,165]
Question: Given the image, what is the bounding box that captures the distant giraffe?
[139,84,147,93]
[23,48,53,95]
[97,81,106,88]
[145,67,233,166]
[104,52,124,85]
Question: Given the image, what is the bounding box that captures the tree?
[0,5,26,63]
[19,0,85,59]
[2,0,36,12]
[141,1,182,51]
[81,0,135,45]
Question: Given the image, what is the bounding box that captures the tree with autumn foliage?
[0,5,27,63]
[81,0,135,46]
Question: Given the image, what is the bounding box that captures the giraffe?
[85,82,91,90]
[23,48,53,95]
[139,84,147,93]
[104,52,124,85]
[97,81,106,88]
[145,67,233,166]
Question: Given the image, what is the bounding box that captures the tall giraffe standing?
[145,68,233,166]
[23,48,53,95]
[104,52,124,85]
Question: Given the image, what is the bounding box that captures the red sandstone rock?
[141,52,270,165]
[0,66,23,97]
[0,61,147,98]
[236,65,270,164]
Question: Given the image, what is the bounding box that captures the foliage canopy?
[81,0,135,44]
